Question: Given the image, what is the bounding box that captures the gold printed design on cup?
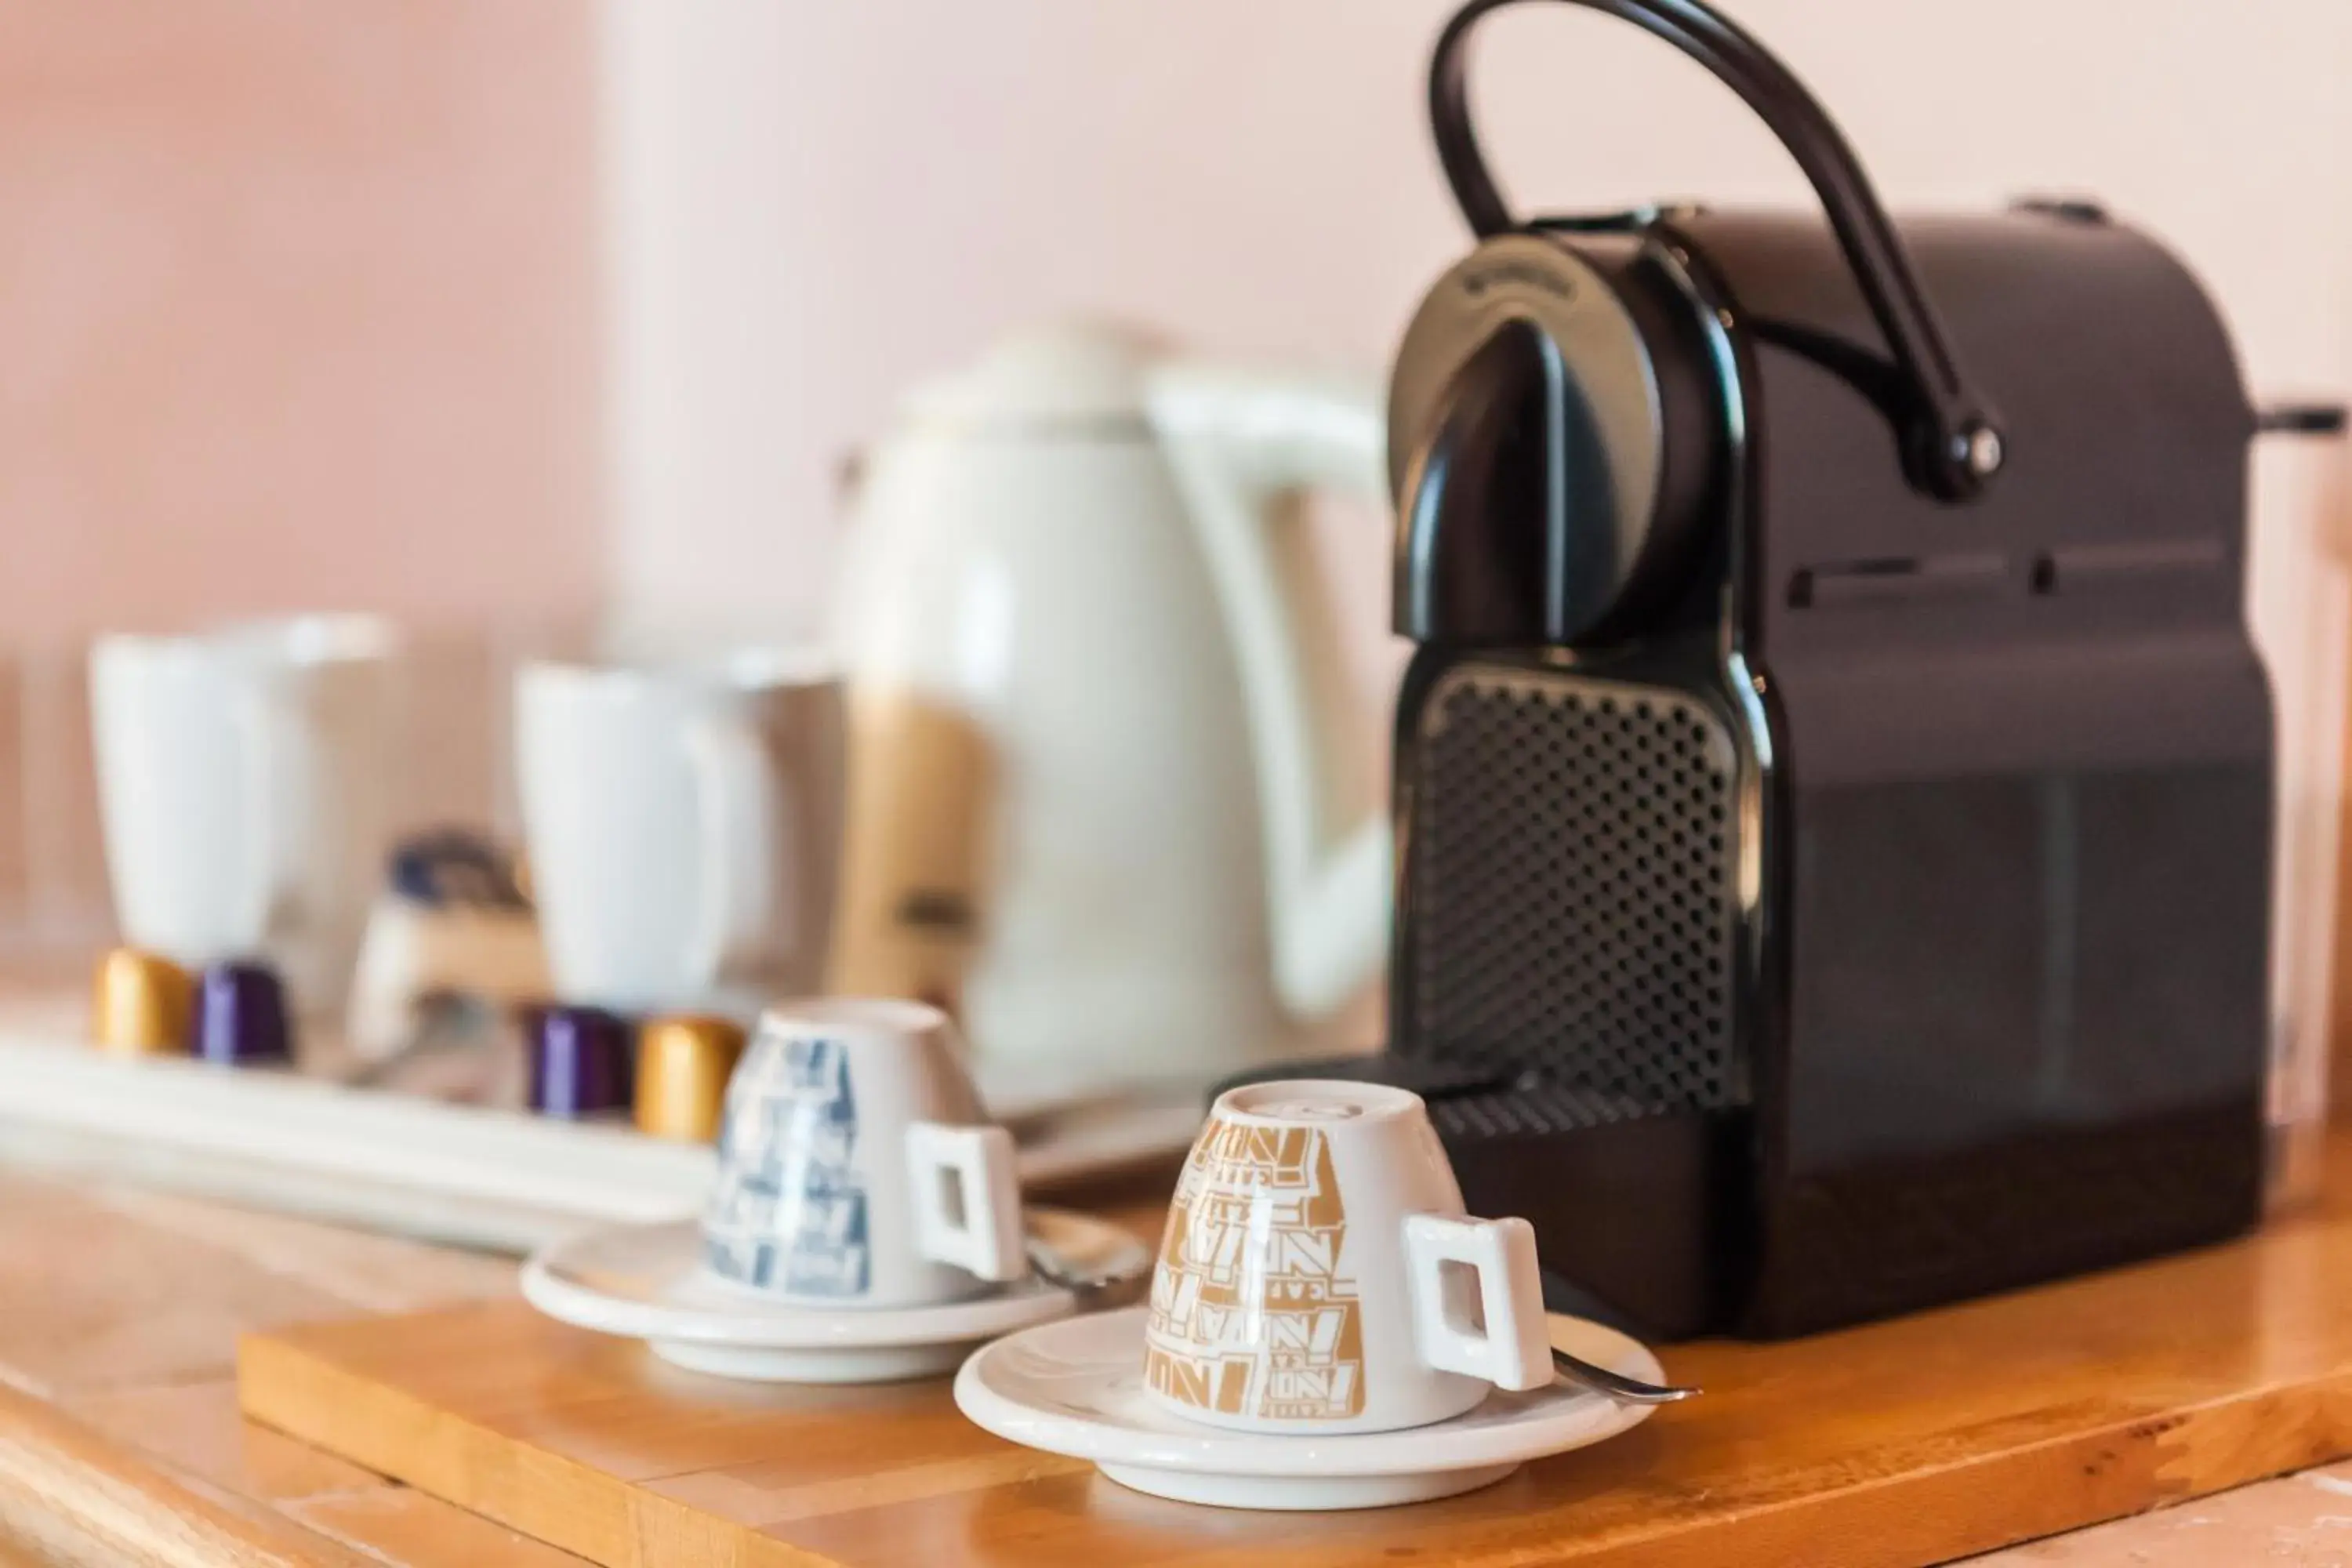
[1144,1117,1365,1421]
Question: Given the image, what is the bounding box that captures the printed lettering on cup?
[704,1036,873,1296]
[1142,1118,1366,1420]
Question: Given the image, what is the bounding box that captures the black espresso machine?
[1232,0,2345,1340]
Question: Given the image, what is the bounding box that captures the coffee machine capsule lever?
[1429,0,2004,503]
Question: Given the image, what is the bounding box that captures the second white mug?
[514,652,843,1015]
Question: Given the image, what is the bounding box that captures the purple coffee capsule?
[526,1004,635,1117]
[191,960,296,1065]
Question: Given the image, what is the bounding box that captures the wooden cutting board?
[238,1138,2352,1568]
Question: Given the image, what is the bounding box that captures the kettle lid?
[902,321,1166,434]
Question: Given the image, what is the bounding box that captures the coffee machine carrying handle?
[1428,0,2005,502]
[1146,368,1392,1022]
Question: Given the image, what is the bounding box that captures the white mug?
[1142,1080,1552,1435]
[514,653,842,1015]
[701,997,1025,1308]
[89,615,398,1014]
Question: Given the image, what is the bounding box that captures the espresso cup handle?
[1402,1214,1552,1392]
[905,1121,1026,1283]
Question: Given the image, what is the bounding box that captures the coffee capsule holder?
[0,988,1204,1254]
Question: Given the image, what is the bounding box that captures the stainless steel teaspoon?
[1551,1345,1700,1404]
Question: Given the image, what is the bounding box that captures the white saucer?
[953,1307,1664,1509]
[522,1209,1150,1383]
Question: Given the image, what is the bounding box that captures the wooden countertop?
[5,1171,2352,1566]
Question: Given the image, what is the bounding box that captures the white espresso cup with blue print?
[702,997,1027,1308]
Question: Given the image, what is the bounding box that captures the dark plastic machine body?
[1388,206,2270,1341]
[1231,0,2310,1341]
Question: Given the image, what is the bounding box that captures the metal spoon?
[1025,1240,1149,1308]
[1551,1345,1700,1405]
[1023,1211,1153,1309]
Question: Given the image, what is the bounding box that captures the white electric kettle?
[828,323,1392,1080]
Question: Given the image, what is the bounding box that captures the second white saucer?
[954,1307,1664,1509]
[522,1209,1150,1383]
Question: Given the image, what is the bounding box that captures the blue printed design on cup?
[702,1035,872,1296]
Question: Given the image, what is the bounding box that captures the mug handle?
[905,1121,1025,1283]
[229,678,296,955]
[1402,1213,1552,1392]
[681,713,780,989]
[766,684,838,988]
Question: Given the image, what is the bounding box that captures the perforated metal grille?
[1406,666,1744,1111]
[1425,1081,1655,1140]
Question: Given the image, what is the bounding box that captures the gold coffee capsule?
[91,946,194,1057]
[634,1014,746,1142]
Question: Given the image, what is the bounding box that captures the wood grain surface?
[13,1154,2352,1567]
[234,1137,2352,1568]
[0,1174,584,1568]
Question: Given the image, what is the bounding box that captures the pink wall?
[0,2,605,962]
[0,0,603,641]
[601,0,2352,636]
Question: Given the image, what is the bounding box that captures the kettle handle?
[1147,368,1392,1023]
[1428,0,2004,503]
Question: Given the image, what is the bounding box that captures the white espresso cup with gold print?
[1142,1080,1552,1435]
